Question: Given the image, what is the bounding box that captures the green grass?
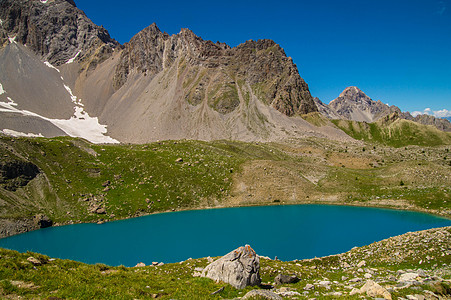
[332,119,451,147]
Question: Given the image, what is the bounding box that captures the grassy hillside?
[0,137,288,225]
[0,135,450,237]
[331,118,451,147]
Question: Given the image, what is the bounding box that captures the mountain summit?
[316,87,451,132]
[328,87,392,123]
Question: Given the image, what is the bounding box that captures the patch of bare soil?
[226,160,319,207]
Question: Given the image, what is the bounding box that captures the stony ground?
[1,226,450,299]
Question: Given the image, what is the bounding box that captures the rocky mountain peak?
[0,0,118,65]
[328,87,390,123]
[112,24,317,116]
[336,86,372,105]
[63,0,77,7]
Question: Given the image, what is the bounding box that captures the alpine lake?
[1,204,450,267]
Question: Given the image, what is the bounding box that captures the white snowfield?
[0,81,119,144]
[1,129,44,138]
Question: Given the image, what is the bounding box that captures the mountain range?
[0,0,449,144]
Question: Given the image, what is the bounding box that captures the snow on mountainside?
[0,42,118,143]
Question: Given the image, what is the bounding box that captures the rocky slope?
[0,0,347,144]
[413,114,451,132]
[318,86,451,132]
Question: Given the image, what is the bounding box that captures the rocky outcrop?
[0,159,39,191]
[201,245,261,289]
[313,97,341,119]
[413,114,451,132]
[0,0,119,66]
[33,214,53,229]
[113,24,317,116]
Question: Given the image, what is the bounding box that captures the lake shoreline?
[2,197,451,239]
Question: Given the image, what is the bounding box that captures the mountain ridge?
[0,0,345,144]
[317,86,451,132]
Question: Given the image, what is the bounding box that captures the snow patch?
[2,129,44,138]
[65,50,81,64]
[6,97,17,106]
[44,61,60,73]
[0,19,3,26]
[0,83,5,95]
[40,0,49,3]
[0,86,118,144]
[8,36,16,44]
[63,84,83,106]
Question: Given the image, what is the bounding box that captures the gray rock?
[399,273,420,282]
[201,245,261,289]
[304,283,314,290]
[357,260,366,268]
[274,274,300,285]
[95,208,106,214]
[360,280,392,300]
[27,256,42,266]
[242,289,282,300]
[33,214,53,228]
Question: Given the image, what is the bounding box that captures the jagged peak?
[338,86,367,98]
[64,0,77,7]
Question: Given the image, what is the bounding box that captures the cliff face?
[112,24,317,117]
[0,0,118,66]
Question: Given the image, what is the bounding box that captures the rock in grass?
[275,274,300,285]
[201,245,261,289]
[242,289,282,300]
[27,256,42,266]
[360,280,392,300]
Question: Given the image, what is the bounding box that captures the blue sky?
[75,0,451,117]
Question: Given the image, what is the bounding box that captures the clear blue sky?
[75,0,451,117]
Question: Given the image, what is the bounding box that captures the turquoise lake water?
[1,205,450,267]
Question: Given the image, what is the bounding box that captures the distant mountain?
[332,112,451,147]
[0,0,354,144]
[316,86,451,132]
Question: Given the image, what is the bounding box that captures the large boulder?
[33,214,53,228]
[201,245,261,289]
